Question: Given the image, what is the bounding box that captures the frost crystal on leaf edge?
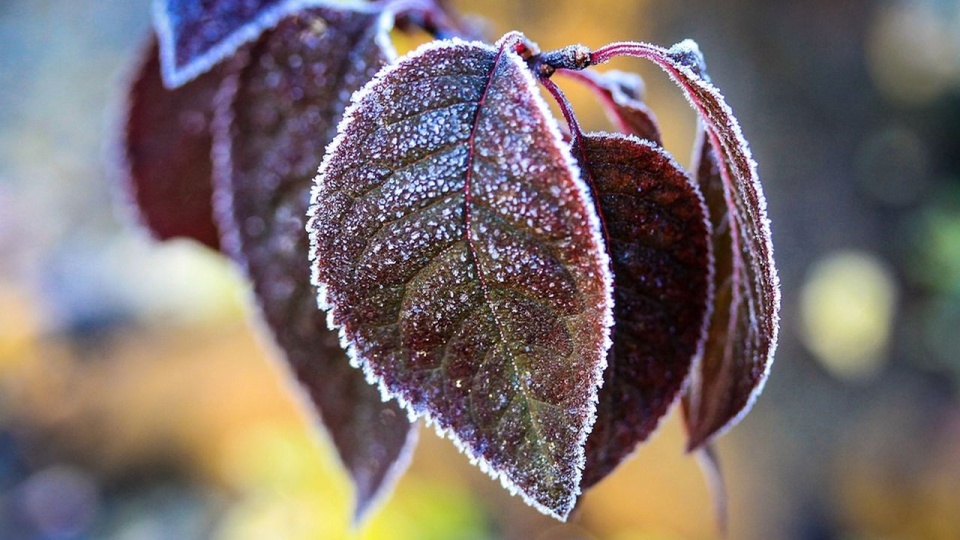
[306,34,615,520]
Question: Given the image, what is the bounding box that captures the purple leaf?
[591,40,780,449]
[211,8,415,521]
[561,69,662,145]
[118,35,227,251]
[575,133,711,488]
[308,34,614,519]
[680,125,772,450]
[154,0,377,87]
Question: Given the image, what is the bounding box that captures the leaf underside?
[645,43,779,450]
[309,36,612,519]
[120,35,223,250]
[155,0,370,87]
[577,133,711,488]
[681,125,771,449]
[211,9,414,521]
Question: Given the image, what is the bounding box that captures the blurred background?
[1,0,959,538]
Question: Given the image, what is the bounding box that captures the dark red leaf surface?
[308,34,613,519]
[681,125,774,449]
[591,40,780,449]
[562,69,662,145]
[575,133,711,488]
[120,36,225,250]
[211,9,415,521]
[155,0,371,86]
[668,47,778,450]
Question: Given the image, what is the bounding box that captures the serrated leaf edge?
[307,34,615,520]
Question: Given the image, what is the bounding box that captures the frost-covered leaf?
[564,69,662,145]
[211,9,414,521]
[308,34,613,519]
[591,40,780,449]
[575,133,711,488]
[664,42,779,450]
[680,124,774,449]
[119,35,227,250]
[154,0,373,87]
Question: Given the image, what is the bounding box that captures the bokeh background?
[2,0,960,538]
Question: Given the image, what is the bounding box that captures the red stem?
[555,69,634,137]
[590,41,668,66]
[538,77,613,251]
[539,77,584,144]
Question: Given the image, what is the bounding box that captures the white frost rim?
[153,0,375,87]
[306,34,616,520]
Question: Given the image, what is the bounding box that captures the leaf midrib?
[461,44,558,481]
